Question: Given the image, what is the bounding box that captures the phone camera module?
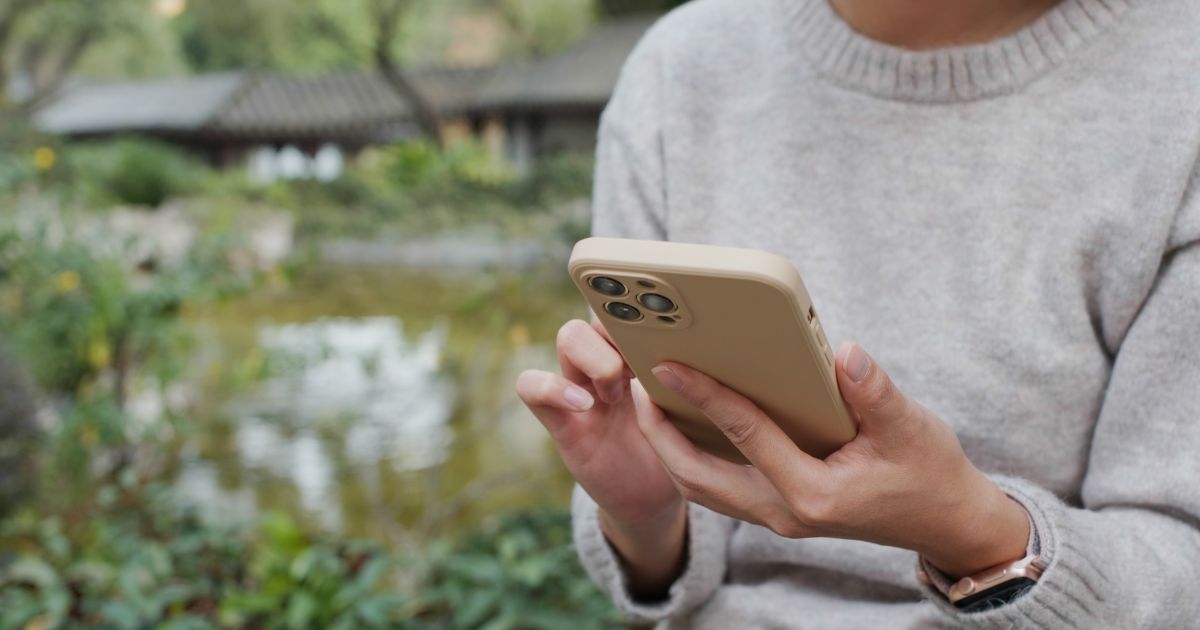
[604,302,643,322]
[637,293,676,313]
[589,276,626,297]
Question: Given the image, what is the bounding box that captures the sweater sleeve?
[920,194,1200,627]
[572,487,736,623]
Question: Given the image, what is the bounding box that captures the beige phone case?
[569,237,856,464]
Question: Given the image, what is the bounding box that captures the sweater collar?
[786,0,1135,102]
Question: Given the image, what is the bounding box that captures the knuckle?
[787,485,840,529]
[670,465,708,499]
[860,376,898,413]
[766,516,805,539]
[688,385,717,413]
[720,413,761,447]
[598,353,624,380]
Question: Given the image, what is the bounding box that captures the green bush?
[0,348,40,519]
[0,487,407,630]
[59,138,210,208]
[0,225,249,400]
[0,222,256,497]
[416,509,621,629]
[271,140,594,239]
[0,492,619,630]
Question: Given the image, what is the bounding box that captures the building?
[469,14,658,172]
[33,15,659,178]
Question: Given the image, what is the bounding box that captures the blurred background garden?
[0,0,683,627]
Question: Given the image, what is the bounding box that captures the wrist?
[921,473,1030,578]
[599,499,688,599]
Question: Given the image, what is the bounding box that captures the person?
[515,0,1200,626]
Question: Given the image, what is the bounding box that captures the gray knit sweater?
[572,0,1200,627]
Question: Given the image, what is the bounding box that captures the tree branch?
[371,0,444,146]
[20,21,98,112]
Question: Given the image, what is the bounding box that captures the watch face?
[954,578,1038,613]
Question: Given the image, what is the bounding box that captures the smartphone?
[568,237,856,464]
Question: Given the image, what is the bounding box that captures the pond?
[173,263,587,547]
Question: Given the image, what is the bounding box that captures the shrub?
[416,509,622,629]
[60,138,210,208]
[0,348,40,519]
[0,492,619,630]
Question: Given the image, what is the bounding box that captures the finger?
[649,362,828,492]
[557,319,627,403]
[835,342,921,433]
[516,369,594,438]
[630,380,799,529]
[590,318,634,379]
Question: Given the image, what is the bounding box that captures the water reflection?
[177,266,585,541]
[249,317,454,472]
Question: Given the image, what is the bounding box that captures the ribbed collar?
[786,0,1135,102]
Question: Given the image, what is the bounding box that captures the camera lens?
[589,276,626,297]
[604,302,642,321]
[638,293,676,313]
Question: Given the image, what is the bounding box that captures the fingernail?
[652,365,684,392]
[563,385,594,411]
[845,344,871,383]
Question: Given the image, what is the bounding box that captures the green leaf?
[99,600,143,630]
[455,589,502,628]
[2,556,62,590]
[286,592,318,630]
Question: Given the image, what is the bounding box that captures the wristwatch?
[917,502,1047,613]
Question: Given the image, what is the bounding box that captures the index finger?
[651,361,829,494]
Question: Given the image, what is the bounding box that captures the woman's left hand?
[636,342,1029,578]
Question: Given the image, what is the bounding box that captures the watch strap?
[917,496,1045,610]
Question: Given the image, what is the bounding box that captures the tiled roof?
[34,73,245,135]
[204,68,493,141]
[474,15,658,111]
[33,15,659,140]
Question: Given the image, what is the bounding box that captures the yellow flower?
[87,339,111,369]
[33,147,56,172]
[55,270,81,292]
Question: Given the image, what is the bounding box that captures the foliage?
[0,222,249,399]
[0,0,162,106]
[416,509,621,629]
[496,0,596,58]
[0,488,619,629]
[0,348,39,519]
[0,118,43,193]
[264,140,594,239]
[54,138,211,208]
[0,218,257,502]
[0,485,408,630]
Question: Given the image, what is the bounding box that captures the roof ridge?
[202,70,264,131]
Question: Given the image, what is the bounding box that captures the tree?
[0,0,152,110]
[495,0,594,58]
[371,0,444,146]
[173,0,371,73]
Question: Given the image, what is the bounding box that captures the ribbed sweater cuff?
[920,475,1112,628]
[571,485,730,623]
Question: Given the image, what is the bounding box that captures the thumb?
[834,342,920,432]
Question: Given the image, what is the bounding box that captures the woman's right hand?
[516,318,687,596]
